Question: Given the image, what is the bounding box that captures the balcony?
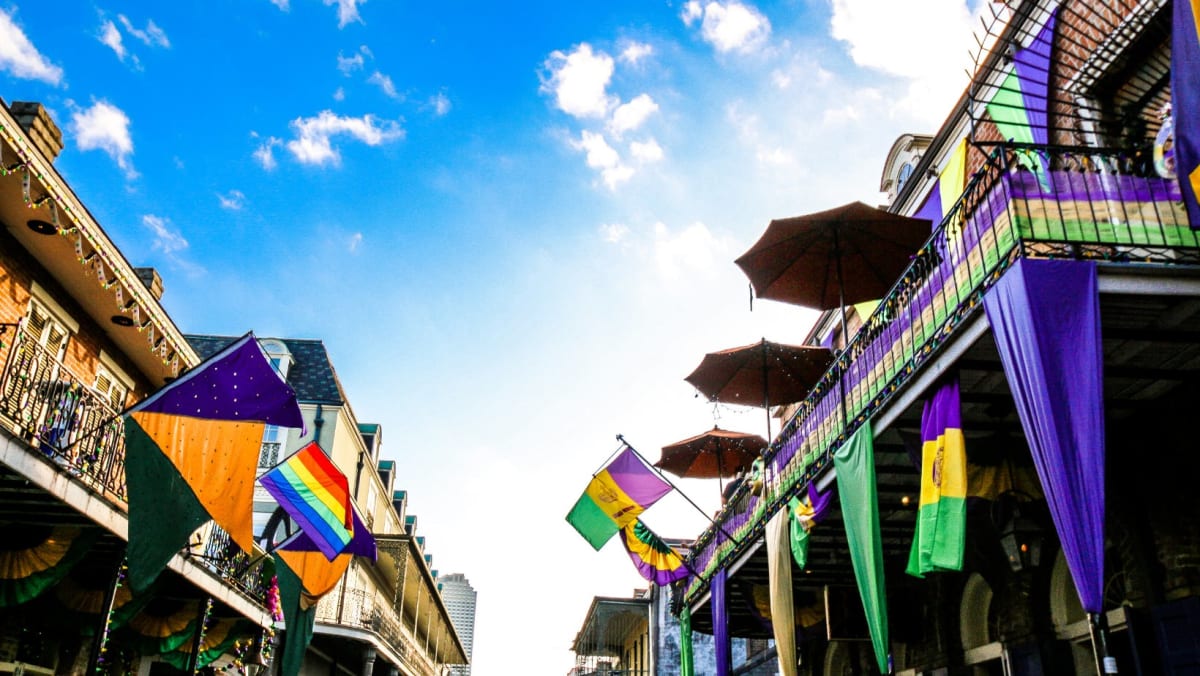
[315,586,441,676]
[682,144,1200,603]
[0,320,276,612]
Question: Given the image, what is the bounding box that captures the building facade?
[438,573,477,676]
[676,0,1200,674]
[187,335,467,676]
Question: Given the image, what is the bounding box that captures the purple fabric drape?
[913,181,943,225]
[809,480,834,522]
[982,258,1105,613]
[713,568,731,676]
[1012,10,1056,147]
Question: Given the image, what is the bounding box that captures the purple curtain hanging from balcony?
[982,258,1105,613]
[712,568,731,676]
[1012,9,1056,147]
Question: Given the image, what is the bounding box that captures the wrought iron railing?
[0,320,127,498]
[315,586,440,676]
[186,524,274,604]
[683,145,1200,601]
[258,441,281,468]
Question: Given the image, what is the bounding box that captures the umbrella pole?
[761,338,772,441]
[834,231,850,436]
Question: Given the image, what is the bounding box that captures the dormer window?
[897,162,915,192]
[259,339,292,379]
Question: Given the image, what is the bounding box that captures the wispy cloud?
[269,0,290,10]
[608,94,658,137]
[629,138,663,163]
[253,135,283,170]
[348,232,363,252]
[117,15,169,48]
[97,20,126,61]
[217,190,246,210]
[324,0,365,28]
[682,0,771,54]
[367,71,401,99]
[429,92,451,116]
[333,87,346,101]
[0,8,63,85]
[337,46,370,75]
[71,100,136,177]
[654,221,727,281]
[619,41,653,65]
[285,111,404,166]
[599,223,630,244]
[142,214,188,254]
[541,43,614,119]
[572,130,632,190]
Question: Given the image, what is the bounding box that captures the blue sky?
[1,0,981,672]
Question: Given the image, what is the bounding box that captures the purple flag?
[982,259,1104,612]
[1012,10,1057,147]
[1173,0,1200,227]
[712,568,731,676]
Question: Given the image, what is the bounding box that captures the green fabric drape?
[833,421,889,674]
[679,605,693,676]
[274,554,316,676]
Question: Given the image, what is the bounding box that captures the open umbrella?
[685,339,834,438]
[734,201,932,425]
[656,426,766,480]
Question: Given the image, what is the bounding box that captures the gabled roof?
[185,335,345,404]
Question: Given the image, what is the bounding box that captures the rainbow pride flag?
[906,376,966,577]
[260,442,354,561]
[124,333,304,591]
[621,520,688,585]
[566,447,671,550]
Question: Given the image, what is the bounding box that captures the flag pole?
[617,434,741,546]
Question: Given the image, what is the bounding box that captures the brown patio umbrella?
[684,339,834,438]
[734,201,932,427]
[656,426,767,480]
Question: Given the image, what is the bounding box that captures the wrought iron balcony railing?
[683,145,1200,602]
[315,586,440,676]
[0,320,127,499]
[184,523,274,604]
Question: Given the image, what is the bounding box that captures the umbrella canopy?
[734,201,933,310]
[656,427,767,480]
[685,339,834,411]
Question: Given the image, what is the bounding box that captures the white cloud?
[337,47,368,75]
[348,232,363,252]
[117,15,169,48]
[608,94,658,137]
[333,87,346,101]
[142,214,188,254]
[620,41,653,65]
[285,111,404,166]
[654,221,725,280]
[629,138,663,163]
[429,92,451,116]
[270,0,290,10]
[98,21,125,61]
[324,0,365,28]
[829,0,978,124]
[72,101,136,176]
[756,146,792,165]
[572,130,633,189]
[367,71,401,99]
[599,223,630,244]
[217,190,245,210]
[771,69,790,89]
[681,1,703,26]
[686,1,771,54]
[541,44,615,119]
[0,9,63,85]
[253,136,282,170]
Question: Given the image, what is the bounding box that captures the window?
[96,351,134,412]
[259,339,292,379]
[897,162,915,192]
[26,300,70,360]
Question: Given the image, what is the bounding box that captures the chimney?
[9,102,64,163]
[134,267,164,301]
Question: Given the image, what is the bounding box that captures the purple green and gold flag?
[566,447,671,550]
[124,333,304,591]
[907,376,967,577]
[259,441,354,561]
[1174,0,1200,227]
[620,520,688,585]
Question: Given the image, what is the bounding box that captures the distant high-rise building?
[440,573,477,676]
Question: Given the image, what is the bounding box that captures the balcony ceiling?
[687,285,1200,638]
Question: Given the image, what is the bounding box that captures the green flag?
[834,421,889,674]
[274,554,316,676]
[679,605,693,676]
